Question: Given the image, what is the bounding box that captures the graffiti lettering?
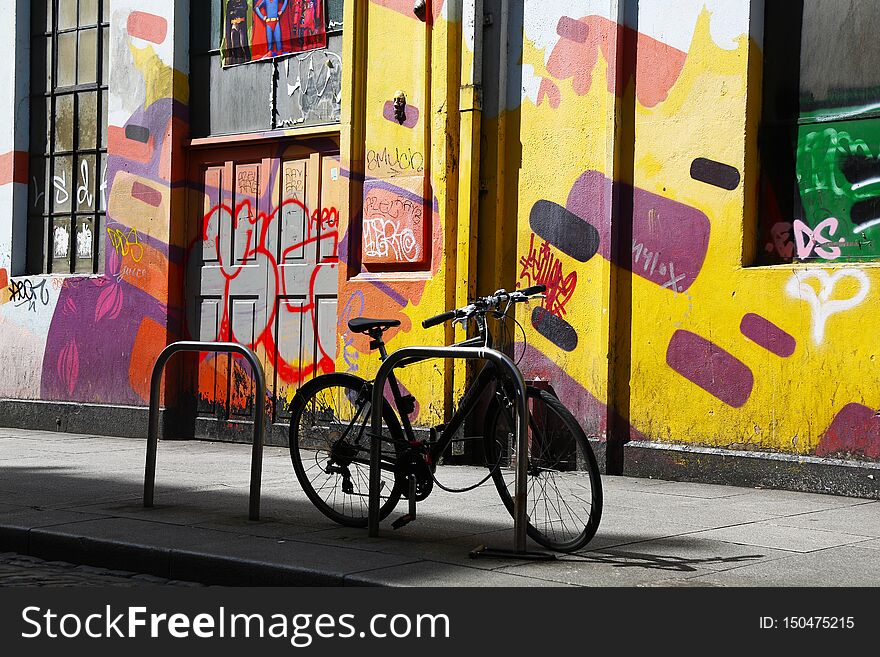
[53,170,69,206]
[237,169,258,196]
[363,217,420,263]
[366,146,425,176]
[50,277,72,291]
[363,191,423,226]
[114,265,148,283]
[765,221,794,259]
[799,128,870,198]
[310,206,338,230]
[284,166,305,197]
[107,227,145,263]
[77,159,94,209]
[10,279,50,312]
[32,175,45,209]
[338,290,365,373]
[518,233,577,317]
[632,240,685,293]
[793,217,843,260]
[198,196,340,385]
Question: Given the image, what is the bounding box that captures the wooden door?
[185,141,340,436]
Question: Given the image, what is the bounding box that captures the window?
[757,0,880,264]
[29,0,109,274]
[189,0,344,138]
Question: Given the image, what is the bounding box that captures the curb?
[0,524,355,587]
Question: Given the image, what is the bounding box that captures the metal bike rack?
[144,341,266,521]
[368,346,539,556]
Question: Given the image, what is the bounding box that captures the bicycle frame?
[374,307,511,463]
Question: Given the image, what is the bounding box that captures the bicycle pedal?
[391,514,415,530]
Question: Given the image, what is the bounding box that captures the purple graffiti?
[818,403,880,459]
[739,313,796,357]
[565,170,711,292]
[666,330,754,408]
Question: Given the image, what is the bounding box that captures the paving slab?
[684,545,880,586]
[344,560,573,587]
[759,501,880,537]
[685,522,874,553]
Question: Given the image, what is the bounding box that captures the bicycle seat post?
[368,328,389,361]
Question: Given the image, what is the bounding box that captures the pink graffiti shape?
[566,170,711,292]
[57,339,80,397]
[95,283,125,323]
[127,12,168,44]
[793,217,842,260]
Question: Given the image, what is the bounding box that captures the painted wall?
[0,1,188,405]
[1,0,878,469]
[508,0,880,463]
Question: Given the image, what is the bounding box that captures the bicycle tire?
[484,385,603,552]
[289,372,404,527]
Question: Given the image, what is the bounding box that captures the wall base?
[1,399,878,499]
[621,440,880,500]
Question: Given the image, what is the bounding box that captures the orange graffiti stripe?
[129,317,167,403]
[127,11,168,44]
[108,126,153,163]
[117,240,179,308]
[547,16,687,108]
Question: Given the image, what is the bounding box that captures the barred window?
[757,0,880,264]
[29,0,109,274]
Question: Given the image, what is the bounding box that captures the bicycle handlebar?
[422,309,457,329]
[421,284,547,329]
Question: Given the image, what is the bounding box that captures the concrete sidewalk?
[1,427,878,587]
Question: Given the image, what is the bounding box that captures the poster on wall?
[221,0,327,67]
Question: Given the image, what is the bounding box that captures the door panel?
[186,141,340,434]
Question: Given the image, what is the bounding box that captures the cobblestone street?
[0,553,206,588]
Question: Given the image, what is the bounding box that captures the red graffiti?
[199,197,338,384]
[518,233,577,317]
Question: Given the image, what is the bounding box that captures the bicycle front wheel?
[484,386,602,552]
[289,373,403,527]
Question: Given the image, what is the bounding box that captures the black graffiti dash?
[690,157,741,190]
[529,200,600,263]
[125,124,151,144]
[531,307,578,352]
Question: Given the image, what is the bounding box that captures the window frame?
[29,0,109,275]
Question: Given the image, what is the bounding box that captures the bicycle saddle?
[347,317,401,334]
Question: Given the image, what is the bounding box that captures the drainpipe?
[493,0,509,293]
[453,0,483,394]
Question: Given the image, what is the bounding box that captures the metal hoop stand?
[143,341,267,521]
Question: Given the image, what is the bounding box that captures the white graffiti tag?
[363,217,420,263]
[785,268,870,345]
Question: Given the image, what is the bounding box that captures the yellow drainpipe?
[453,0,483,401]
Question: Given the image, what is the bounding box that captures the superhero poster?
[221,0,327,67]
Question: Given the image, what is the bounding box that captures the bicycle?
[287,284,602,552]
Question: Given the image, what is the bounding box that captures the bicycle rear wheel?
[289,372,403,527]
[484,386,602,552]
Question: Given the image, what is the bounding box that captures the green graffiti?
[796,114,880,260]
